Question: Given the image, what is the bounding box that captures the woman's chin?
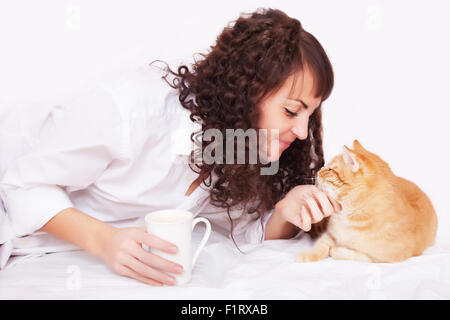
[258,143,284,163]
[264,149,282,162]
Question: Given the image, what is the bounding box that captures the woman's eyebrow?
[286,98,310,109]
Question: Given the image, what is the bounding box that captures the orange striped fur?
[296,139,437,263]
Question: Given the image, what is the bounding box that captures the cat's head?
[316,139,391,207]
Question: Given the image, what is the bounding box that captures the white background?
[1,0,449,243]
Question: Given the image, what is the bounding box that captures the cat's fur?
[296,139,437,263]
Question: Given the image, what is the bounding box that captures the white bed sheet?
[1,228,450,300]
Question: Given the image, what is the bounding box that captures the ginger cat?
[296,139,437,263]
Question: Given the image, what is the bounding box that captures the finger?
[283,210,303,230]
[135,231,179,254]
[131,244,184,275]
[293,185,317,200]
[312,190,334,217]
[310,185,321,192]
[125,256,177,286]
[116,264,163,286]
[305,197,323,223]
[324,193,343,212]
[300,206,311,231]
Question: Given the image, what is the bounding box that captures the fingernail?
[174,265,184,274]
[169,246,178,253]
[167,277,176,285]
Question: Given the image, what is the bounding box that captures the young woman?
[0,8,340,285]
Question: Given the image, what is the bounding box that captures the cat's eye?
[329,167,340,175]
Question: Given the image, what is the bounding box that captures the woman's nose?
[291,118,309,140]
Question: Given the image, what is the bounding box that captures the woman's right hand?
[275,185,342,232]
[99,226,184,286]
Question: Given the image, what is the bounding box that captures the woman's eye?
[284,107,298,117]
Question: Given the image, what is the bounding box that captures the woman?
[0,8,340,285]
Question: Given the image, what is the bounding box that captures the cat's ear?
[353,139,368,153]
[342,145,360,173]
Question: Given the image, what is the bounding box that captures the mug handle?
[191,217,211,267]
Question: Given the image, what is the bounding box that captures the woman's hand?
[99,227,184,286]
[274,185,342,232]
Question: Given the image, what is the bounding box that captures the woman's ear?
[342,145,360,173]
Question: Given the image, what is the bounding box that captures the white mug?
[144,209,211,285]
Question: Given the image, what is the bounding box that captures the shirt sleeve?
[0,84,124,238]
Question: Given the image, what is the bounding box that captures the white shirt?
[0,65,273,269]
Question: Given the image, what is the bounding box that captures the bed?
[1,225,450,300]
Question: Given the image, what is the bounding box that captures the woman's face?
[257,67,321,162]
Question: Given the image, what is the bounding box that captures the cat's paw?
[329,246,373,262]
[295,251,325,263]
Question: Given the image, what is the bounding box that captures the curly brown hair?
[152,8,334,244]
